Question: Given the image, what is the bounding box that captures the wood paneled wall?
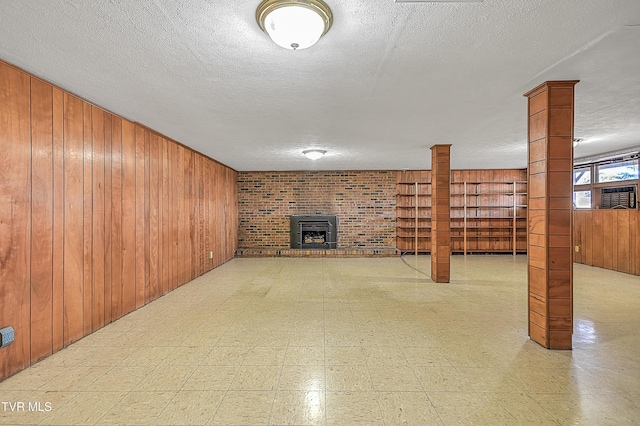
[0,61,238,380]
[574,210,640,275]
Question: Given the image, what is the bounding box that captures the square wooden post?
[524,80,578,350]
[430,145,451,283]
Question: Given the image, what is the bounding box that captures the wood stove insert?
[290,215,338,249]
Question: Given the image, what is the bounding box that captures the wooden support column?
[524,80,578,350]
[430,144,451,283]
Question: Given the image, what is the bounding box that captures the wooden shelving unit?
[451,181,527,255]
[396,171,431,255]
[396,170,527,255]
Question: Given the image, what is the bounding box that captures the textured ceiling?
[1,0,640,170]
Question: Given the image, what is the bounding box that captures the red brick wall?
[238,171,396,248]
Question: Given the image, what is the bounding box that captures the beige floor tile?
[413,366,469,392]
[181,365,238,391]
[325,391,383,425]
[270,390,325,425]
[211,391,275,425]
[325,365,374,391]
[0,365,66,392]
[96,391,175,425]
[457,367,522,392]
[278,365,325,391]
[155,390,224,425]
[242,346,288,365]
[85,366,154,391]
[160,345,212,366]
[363,346,409,366]
[376,391,442,425]
[133,364,196,391]
[119,346,175,366]
[284,346,325,365]
[368,366,423,391]
[38,366,110,392]
[201,346,250,365]
[40,391,127,425]
[402,346,451,366]
[325,330,361,346]
[230,365,281,391]
[3,256,640,424]
[289,330,326,346]
[325,346,367,365]
[427,391,515,425]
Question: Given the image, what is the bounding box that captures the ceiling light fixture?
[256,0,333,50]
[303,149,326,160]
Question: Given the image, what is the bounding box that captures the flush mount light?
[256,0,333,50]
[303,149,326,160]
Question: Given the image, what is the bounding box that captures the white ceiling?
[1,0,640,171]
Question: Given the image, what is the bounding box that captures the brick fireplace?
[237,171,396,249]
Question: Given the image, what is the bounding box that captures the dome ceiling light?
[303,149,326,160]
[256,0,333,50]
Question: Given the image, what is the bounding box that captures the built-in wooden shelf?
[396,170,527,255]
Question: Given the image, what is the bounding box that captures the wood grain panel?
[62,93,85,346]
[143,129,151,304]
[135,125,146,308]
[30,78,54,362]
[103,113,113,325]
[121,119,136,315]
[162,137,171,294]
[52,87,65,352]
[82,102,93,336]
[148,132,161,301]
[91,106,106,332]
[110,117,123,319]
[602,212,614,270]
[0,64,32,378]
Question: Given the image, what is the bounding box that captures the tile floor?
[1,255,639,425]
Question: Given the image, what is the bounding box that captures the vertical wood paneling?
[91,106,105,331]
[63,93,84,346]
[177,145,185,285]
[30,78,54,363]
[82,102,93,336]
[148,132,161,301]
[162,138,171,295]
[135,125,145,307]
[52,87,64,352]
[1,60,239,380]
[110,117,123,320]
[143,129,151,304]
[574,210,640,276]
[103,113,113,325]
[0,64,31,378]
[121,119,136,315]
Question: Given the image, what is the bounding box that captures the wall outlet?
[209,251,213,259]
[0,326,15,348]
[575,246,580,253]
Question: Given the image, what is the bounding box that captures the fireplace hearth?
[290,215,338,249]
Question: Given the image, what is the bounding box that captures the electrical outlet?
[575,246,580,253]
[0,326,15,348]
[209,251,213,259]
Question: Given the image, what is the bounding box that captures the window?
[597,159,639,183]
[573,167,591,185]
[573,191,591,209]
